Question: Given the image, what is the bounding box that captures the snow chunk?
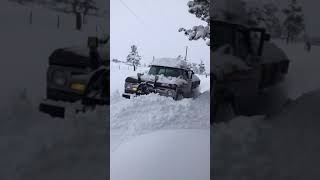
[211,45,251,78]
[140,74,188,86]
[150,57,188,69]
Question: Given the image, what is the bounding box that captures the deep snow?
[111,129,210,180]
[212,40,320,179]
[110,61,210,179]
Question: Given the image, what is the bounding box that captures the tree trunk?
[75,12,82,31]
[57,15,60,29]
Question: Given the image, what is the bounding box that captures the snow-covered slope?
[111,129,210,180]
[110,61,210,178]
[213,40,320,179]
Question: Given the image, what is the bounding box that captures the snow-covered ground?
[110,61,210,179]
[0,1,108,179]
[111,129,210,180]
[213,40,320,179]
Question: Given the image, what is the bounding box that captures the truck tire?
[174,91,183,100]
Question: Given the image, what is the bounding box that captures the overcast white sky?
[110,0,210,68]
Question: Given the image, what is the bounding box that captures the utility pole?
[184,46,188,61]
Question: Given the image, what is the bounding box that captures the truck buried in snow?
[211,19,290,123]
[122,58,201,100]
[39,36,109,118]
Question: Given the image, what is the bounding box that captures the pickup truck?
[39,36,109,118]
[122,58,201,100]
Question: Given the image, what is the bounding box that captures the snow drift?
[111,129,210,180]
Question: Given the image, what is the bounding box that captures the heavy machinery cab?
[212,20,270,59]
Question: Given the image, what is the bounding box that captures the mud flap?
[39,102,65,118]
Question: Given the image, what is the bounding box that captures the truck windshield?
[148,66,185,78]
[212,24,234,51]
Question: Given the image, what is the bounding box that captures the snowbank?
[273,40,320,100]
[111,129,210,180]
[111,91,210,150]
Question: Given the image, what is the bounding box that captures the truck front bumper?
[39,100,67,118]
[122,88,176,99]
[39,99,84,118]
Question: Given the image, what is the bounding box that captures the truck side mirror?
[137,73,142,82]
[187,70,193,79]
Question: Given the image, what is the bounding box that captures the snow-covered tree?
[191,63,199,74]
[198,60,206,74]
[244,1,282,38]
[179,0,210,46]
[282,0,305,43]
[126,45,141,71]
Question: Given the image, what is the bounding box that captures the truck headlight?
[125,82,138,91]
[167,90,174,97]
[70,83,86,92]
[52,70,67,86]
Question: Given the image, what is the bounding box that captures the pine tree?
[282,0,305,43]
[198,60,206,74]
[179,0,210,46]
[191,63,199,74]
[126,45,141,71]
[244,1,282,38]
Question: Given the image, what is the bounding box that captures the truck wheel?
[174,91,183,100]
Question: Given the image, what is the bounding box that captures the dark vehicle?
[122,58,201,100]
[39,36,109,118]
[211,20,290,123]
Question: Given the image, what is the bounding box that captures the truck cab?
[211,20,290,123]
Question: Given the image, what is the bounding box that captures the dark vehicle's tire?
[174,91,184,101]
